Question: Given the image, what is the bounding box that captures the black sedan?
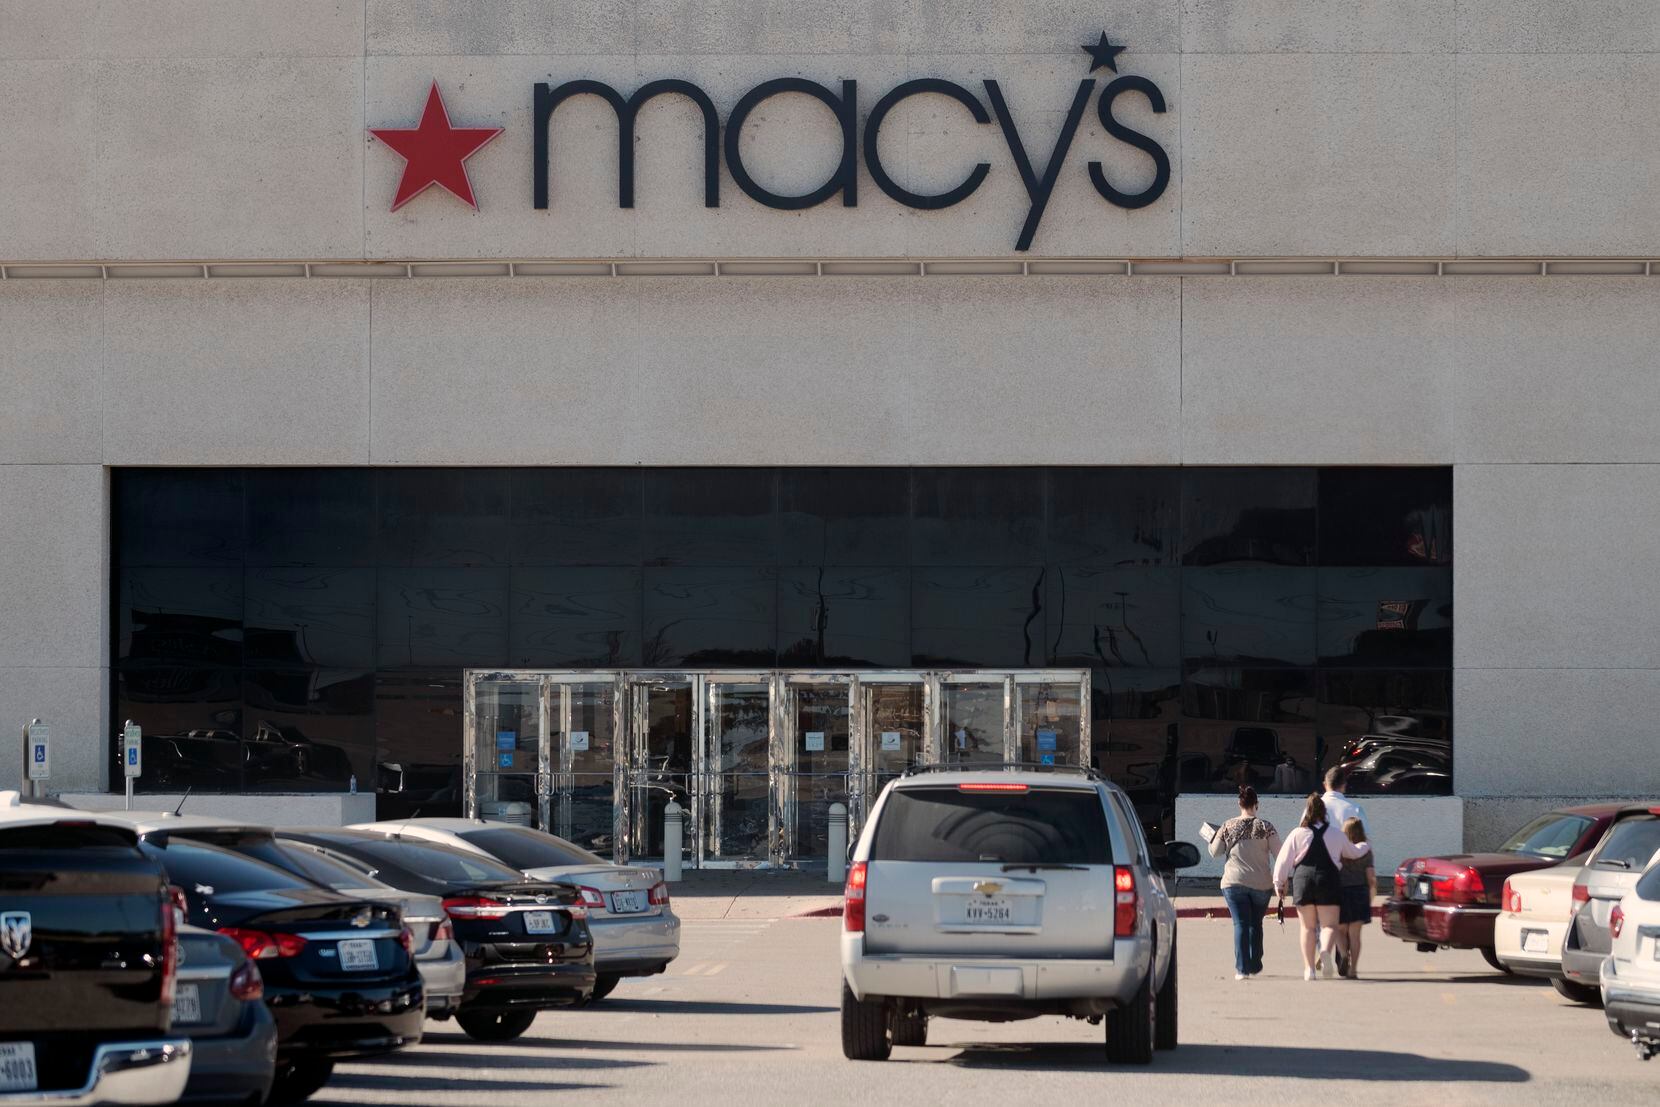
[278,827,595,1041]
[138,835,424,1102]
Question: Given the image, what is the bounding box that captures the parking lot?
[318,915,1652,1105]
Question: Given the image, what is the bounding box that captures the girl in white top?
[1273,793,1372,980]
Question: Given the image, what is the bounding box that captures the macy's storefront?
[3,1,1657,874]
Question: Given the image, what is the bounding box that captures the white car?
[1601,858,1660,1059]
[354,818,679,1001]
[1494,853,1588,988]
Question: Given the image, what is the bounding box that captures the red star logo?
[369,82,503,212]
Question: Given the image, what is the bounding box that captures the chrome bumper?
[1,1040,192,1107]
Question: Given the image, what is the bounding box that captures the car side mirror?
[1162,840,1202,870]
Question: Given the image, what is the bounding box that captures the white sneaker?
[1303,968,1316,981]
[1321,953,1336,979]
[1234,972,1247,980]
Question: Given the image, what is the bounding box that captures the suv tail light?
[1113,866,1137,938]
[442,895,508,919]
[844,862,868,933]
[576,886,608,911]
[227,959,264,1001]
[218,927,307,960]
[1611,903,1625,940]
[430,918,454,943]
[1501,878,1522,914]
[159,887,179,1007]
[648,882,670,907]
[957,782,1028,793]
[1572,882,1590,905]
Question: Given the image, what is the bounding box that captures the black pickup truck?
[0,800,193,1104]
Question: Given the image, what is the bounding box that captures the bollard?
[827,802,848,884]
[663,799,684,882]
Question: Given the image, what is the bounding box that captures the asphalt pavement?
[314,909,1655,1105]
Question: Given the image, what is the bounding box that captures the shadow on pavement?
[324,1072,618,1093]
[354,1049,653,1070]
[934,1042,1530,1082]
[598,998,836,1016]
[403,1038,791,1055]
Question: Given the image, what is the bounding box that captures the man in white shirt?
[1322,766,1366,834]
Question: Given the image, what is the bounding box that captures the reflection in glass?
[377,568,509,668]
[643,469,776,566]
[511,567,642,668]
[120,667,243,793]
[1319,670,1452,796]
[243,669,373,793]
[119,568,243,667]
[642,567,776,667]
[778,567,908,668]
[246,469,375,568]
[245,568,374,669]
[510,469,643,567]
[378,468,510,567]
[115,469,244,567]
[569,775,616,854]
[1182,468,1315,566]
[791,684,850,858]
[1018,681,1082,766]
[1182,567,1316,667]
[1319,468,1452,567]
[635,683,693,861]
[943,682,1005,765]
[1047,567,1179,669]
[912,469,1044,566]
[779,468,910,566]
[709,682,771,858]
[912,567,1045,667]
[473,679,541,824]
[374,671,463,819]
[1182,667,1317,795]
[564,683,620,854]
[866,682,924,778]
[1316,567,1452,668]
[1048,468,1180,566]
[1089,669,1182,838]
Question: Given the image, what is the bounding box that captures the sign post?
[20,718,45,799]
[121,720,142,810]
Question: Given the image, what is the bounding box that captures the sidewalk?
[667,868,1248,920]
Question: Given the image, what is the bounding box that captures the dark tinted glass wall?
[112,467,1452,823]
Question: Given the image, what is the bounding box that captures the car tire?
[892,1007,928,1047]
[1154,939,1178,1051]
[1479,946,1512,974]
[585,973,621,1003]
[457,1009,538,1040]
[268,1059,333,1104]
[840,981,892,1061]
[1105,958,1156,1065]
[1552,976,1602,1006]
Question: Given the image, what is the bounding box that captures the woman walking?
[1273,793,1372,981]
[1209,785,1281,979]
[1335,817,1376,978]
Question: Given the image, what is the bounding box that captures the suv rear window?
[870,786,1112,865]
[1593,815,1660,871]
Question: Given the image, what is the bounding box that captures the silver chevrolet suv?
[839,767,1200,1063]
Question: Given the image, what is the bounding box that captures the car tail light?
[565,905,588,921]
[159,887,178,1007]
[844,861,868,933]
[1501,878,1522,914]
[218,927,307,960]
[399,925,414,956]
[1572,882,1590,905]
[958,782,1028,793]
[1113,866,1137,938]
[1394,867,1408,897]
[430,918,454,943]
[1438,866,1486,906]
[227,959,264,1002]
[442,895,508,919]
[648,882,670,907]
[1611,903,1625,940]
[576,886,607,911]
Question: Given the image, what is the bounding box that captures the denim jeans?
[1222,886,1272,975]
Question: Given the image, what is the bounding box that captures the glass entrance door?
[941,674,1011,765]
[857,675,926,834]
[704,676,774,863]
[784,676,853,861]
[548,675,625,855]
[465,674,543,825]
[629,678,695,866]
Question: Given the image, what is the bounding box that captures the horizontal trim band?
[1,257,1658,280]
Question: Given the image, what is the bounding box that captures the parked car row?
[1379,799,1660,1060]
[0,792,680,1103]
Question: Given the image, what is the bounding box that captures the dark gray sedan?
[174,926,278,1106]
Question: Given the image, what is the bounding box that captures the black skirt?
[1292,869,1341,907]
[1339,884,1372,924]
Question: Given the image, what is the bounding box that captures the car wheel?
[840,981,892,1061]
[457,1009,538,1040]
[1552,976,1602,1006]
[584,973,621,1003]
[1105,958,1156,1064]
[892,1007,928,1047]
[1479,946,1512,974]
[268,1059,333,1104]
[1154,939,1178,1051]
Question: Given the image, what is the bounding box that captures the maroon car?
[1382,804,1624,970]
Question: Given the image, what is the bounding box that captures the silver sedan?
[353,817,679,1001]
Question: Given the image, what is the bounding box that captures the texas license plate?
[337,939,378,971]
[610,890,647,914]
[0,1042,37,1093]
[524,910,557,934]
[172,982,202,1024]
[1416,879,1433,900]
[1521,929,1549,955]
[965,897,1013,923]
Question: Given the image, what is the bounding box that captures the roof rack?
[900,761,1103,782]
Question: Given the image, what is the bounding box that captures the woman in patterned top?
[1208,785,1282,979]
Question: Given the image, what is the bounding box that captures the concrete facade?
[2,1,1657,845]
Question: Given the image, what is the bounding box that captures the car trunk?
[859,784,1115,961]
[213,890,410,985]
[443,883,584,957]
[521,864,664,918]
[173,928,246,1037]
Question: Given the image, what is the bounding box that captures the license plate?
[1416,879,1433,900]
[1522,929,1548,955]
[965,897,1013,923]
[172,982,202,1024]
[524,910,558,934]
[337,939,378,971]
[0,1042,36,1093]
[610,890,647,914]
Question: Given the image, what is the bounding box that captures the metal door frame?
[781,673,857,862]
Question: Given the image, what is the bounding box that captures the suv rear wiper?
[1599,858,1633,869]
[999,862,1087,872]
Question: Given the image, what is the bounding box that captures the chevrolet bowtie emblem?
[972,881,1003,896]
[350,908,373,928]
